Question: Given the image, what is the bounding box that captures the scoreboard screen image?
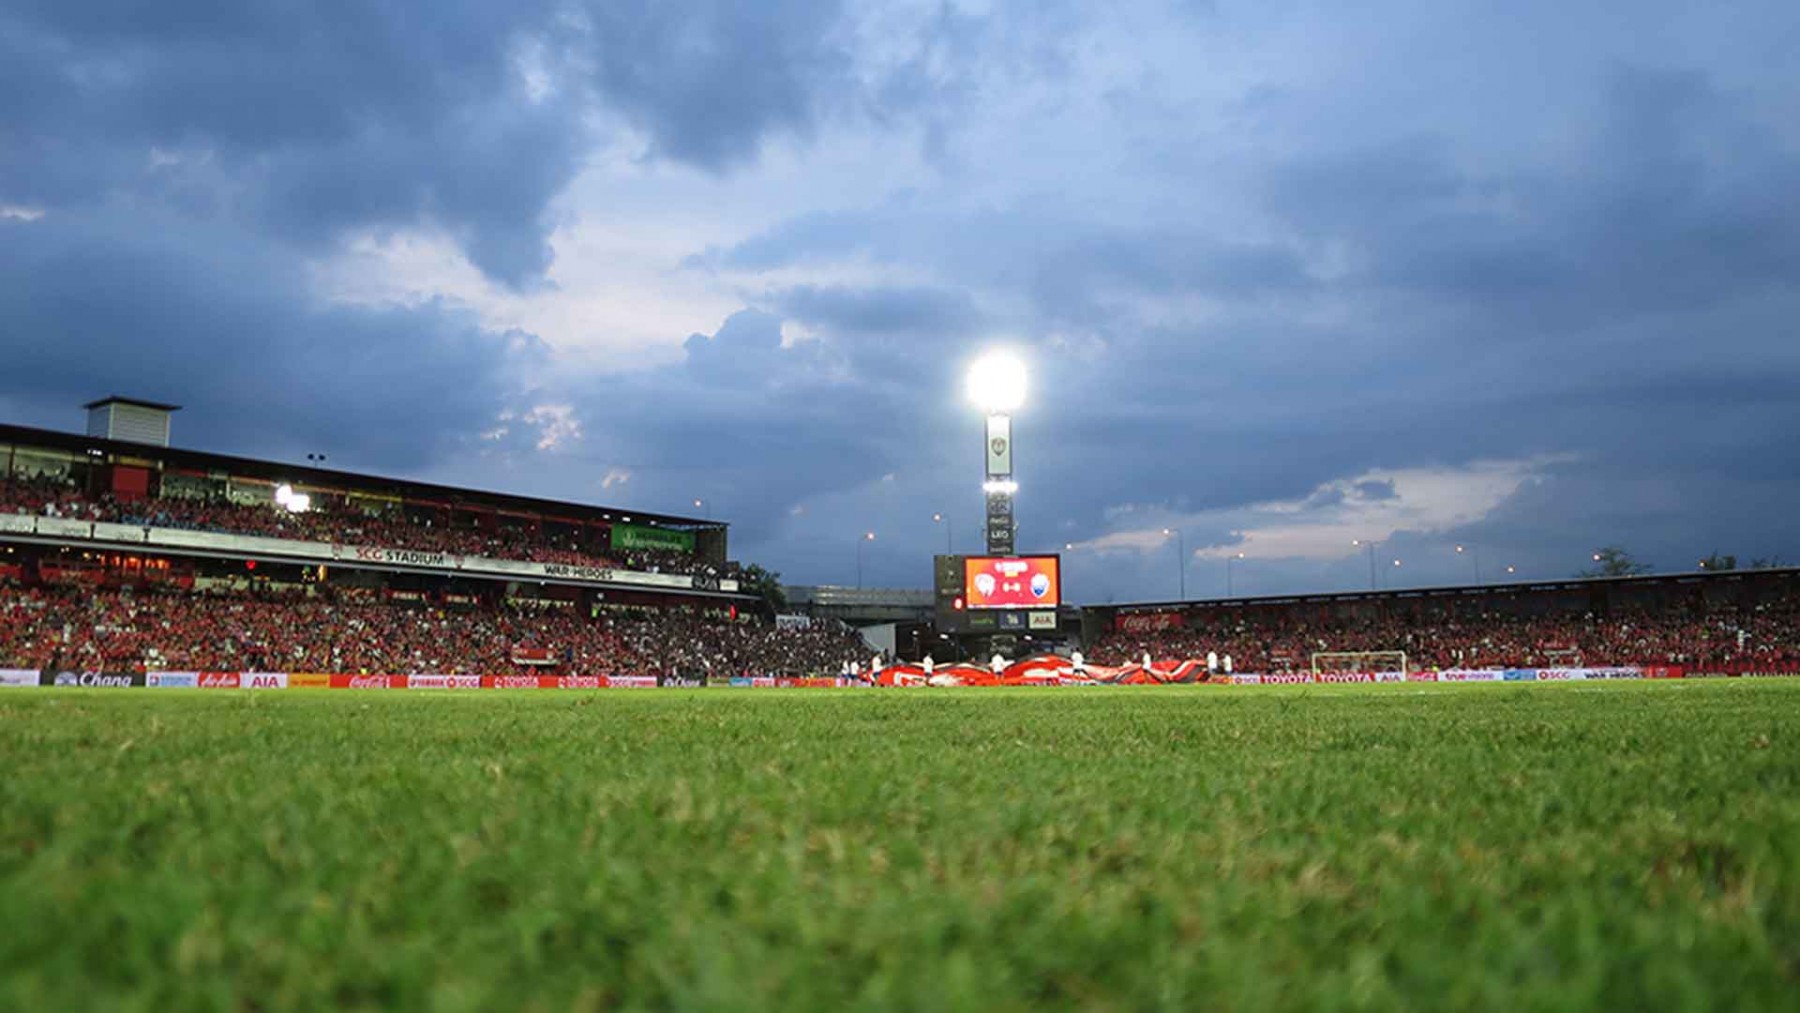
[962,556,1061,609]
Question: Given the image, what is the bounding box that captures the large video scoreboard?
[934,554,1061,634]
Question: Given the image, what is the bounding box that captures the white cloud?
[1095,455,1576,562]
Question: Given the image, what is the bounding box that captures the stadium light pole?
[856,531,875,589]
[1456,543,1481,583]
[967,351,1026,558]
[1352,539,1378,590]
[1162,528,1187,599]
[1227,551,1245,596]
[1390,558,1401,589]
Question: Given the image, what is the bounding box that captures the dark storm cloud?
[1353,480,1397,503]
[4,0,1799,597]
[579,0,854,170]
[774,285,982,338]
[0,0,868,286]
[0,0,881,478]
[0,210,538,470]
[686,42,1800,590]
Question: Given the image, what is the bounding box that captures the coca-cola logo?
[1116,612,1182,633]
[347,676,390,689]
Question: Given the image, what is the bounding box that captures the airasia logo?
[200,673,241,688]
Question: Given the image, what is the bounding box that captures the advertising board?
[407,674,482,689]
[146,671,199,688]
[962,556,1061,609]
[43,670,144,687]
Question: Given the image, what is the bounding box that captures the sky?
[3,0,1798,602]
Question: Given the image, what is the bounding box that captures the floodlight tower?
[967,351,1026,556]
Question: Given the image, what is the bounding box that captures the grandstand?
[0,408,871,681]
[1086,567,1800,676]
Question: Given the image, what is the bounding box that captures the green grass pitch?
[2,682,1797,1010]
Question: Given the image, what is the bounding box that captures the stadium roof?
[81,396,183,412]
[0,421,716,530]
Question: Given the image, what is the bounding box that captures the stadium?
[6,3,1800,1008]
[5,387,1798,1007]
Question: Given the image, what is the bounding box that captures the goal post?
[1310,651,1408,677]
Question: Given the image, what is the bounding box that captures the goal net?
[1310,651,1408,678]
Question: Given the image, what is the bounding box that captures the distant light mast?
[967,351,1026,557]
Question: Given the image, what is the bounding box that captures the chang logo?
[1030,572,1051,599]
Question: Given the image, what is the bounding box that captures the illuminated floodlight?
[274,483,311,514]
[982,479,1019,495]
[966,350,1028,413]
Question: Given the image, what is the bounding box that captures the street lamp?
[932,512,952,555]
[856,531,875,589]
[1455,543,1481,583]
[1227,551,1245,596]
[1352,539,1378,590]
[1162,528,1187,599]
[968,351,1026,557]
[693,497,711,521]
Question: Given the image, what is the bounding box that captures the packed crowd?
[0,584,865,678]
[1090,596,1800,672]
[0,475,732,578]
[615,611,875,680]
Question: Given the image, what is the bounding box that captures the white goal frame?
[1310,651,1408,677]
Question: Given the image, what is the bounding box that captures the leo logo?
[990,437,1007,456]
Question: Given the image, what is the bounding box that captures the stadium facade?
[0,415,748,607]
